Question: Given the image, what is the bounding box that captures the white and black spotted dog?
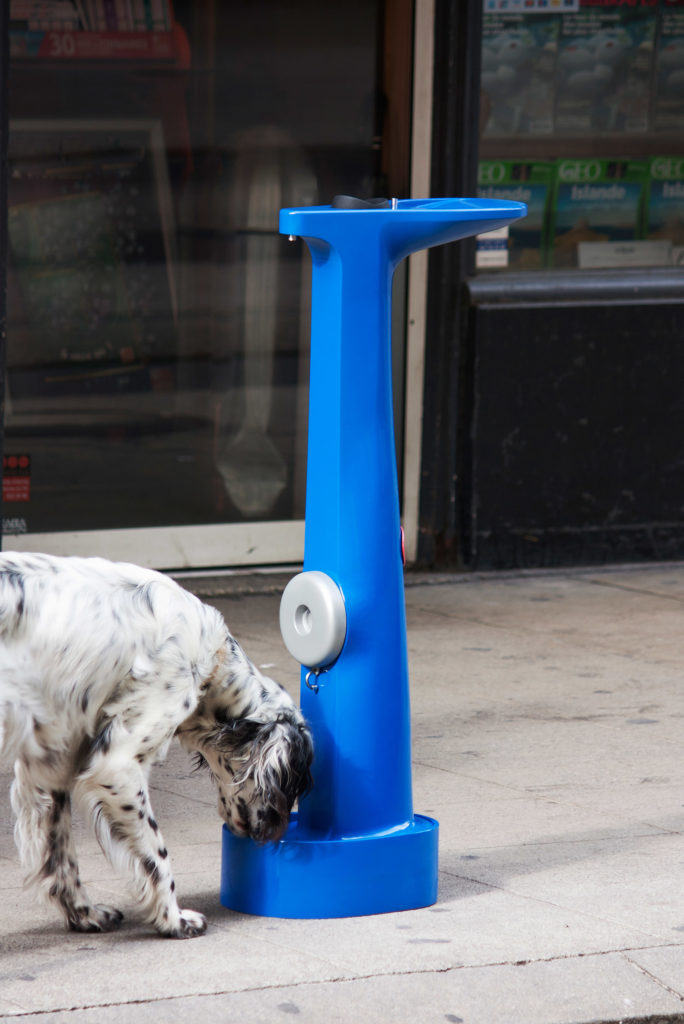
[0,552,313,938]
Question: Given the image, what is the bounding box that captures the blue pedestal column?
[221,198,526,919]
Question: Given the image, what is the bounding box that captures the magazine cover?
[653,0,684,132]
[478,160,554,269]
[549,158,648,268]
[644,156,684,264]
[482,12,560,136]
[555,0,656,134]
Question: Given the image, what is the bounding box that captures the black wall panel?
[467,286,684,569]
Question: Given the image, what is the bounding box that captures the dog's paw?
[160,908,207,939]
[68,904,124,933]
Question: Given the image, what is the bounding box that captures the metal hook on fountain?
[304,667,328,694]
[279,570,347,681]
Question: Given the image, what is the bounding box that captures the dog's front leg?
[11,760,123,932]
[75,756,206,938]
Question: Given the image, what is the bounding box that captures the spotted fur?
[0,553,313,938]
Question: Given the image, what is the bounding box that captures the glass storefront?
[5,0,384,564]
[476,0,684,274]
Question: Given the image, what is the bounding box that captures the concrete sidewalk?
[3,564,684,1023]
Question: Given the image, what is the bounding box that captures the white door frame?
[7,521,306,571]
[401,0,434,566]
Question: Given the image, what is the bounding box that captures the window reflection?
[6,0,381,536]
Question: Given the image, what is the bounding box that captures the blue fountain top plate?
[281,196,526,216]
[280,197,527,263]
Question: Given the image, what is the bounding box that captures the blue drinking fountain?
[220,195,526,918]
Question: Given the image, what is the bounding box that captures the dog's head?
[194,709,313,844]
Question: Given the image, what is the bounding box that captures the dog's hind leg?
[11,760,124,932]
[75,753,206,938]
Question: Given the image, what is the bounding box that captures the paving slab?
[1,953,682,1024]
[2,565,684,1022]
[627,946,684,1002]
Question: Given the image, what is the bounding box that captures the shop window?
[477,0,684,273]
[5,0,384,541]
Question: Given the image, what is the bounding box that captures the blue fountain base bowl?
[220,812,439,919]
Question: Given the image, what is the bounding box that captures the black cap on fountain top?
[331,195,391,209]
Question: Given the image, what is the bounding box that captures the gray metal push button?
[279,571,346,669]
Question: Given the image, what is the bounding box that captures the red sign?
[3,454,31,503]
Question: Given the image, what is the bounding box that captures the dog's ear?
[215,713,313,802]
[254,718,314,802]
[288,721,314,801]
[249,718,314,842]
[217,717,263,754]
